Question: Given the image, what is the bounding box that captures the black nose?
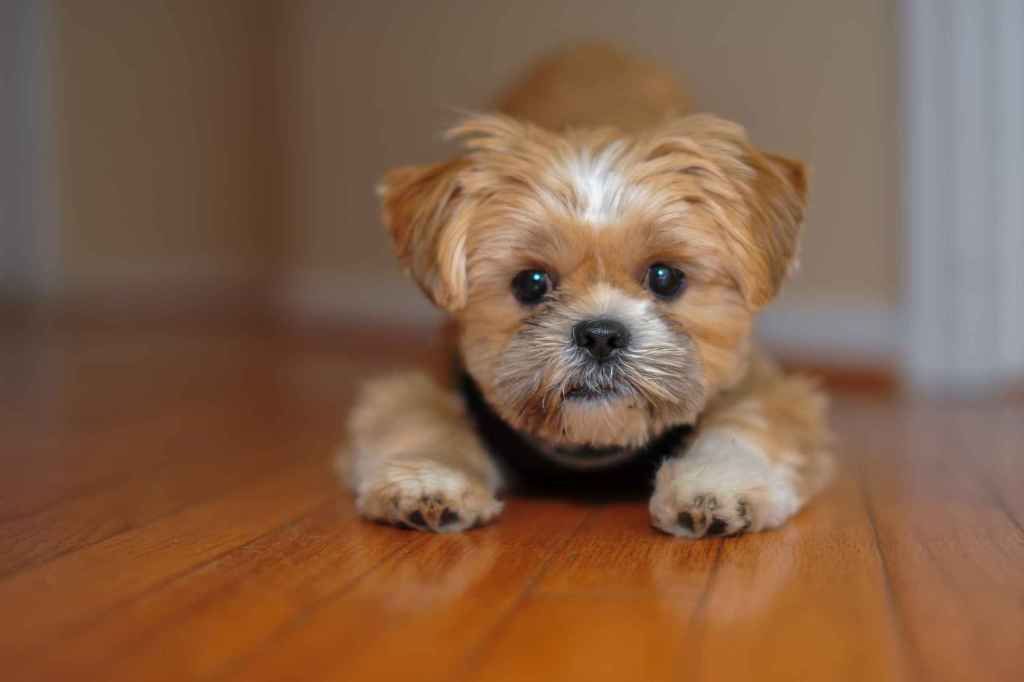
[572,319,631,361]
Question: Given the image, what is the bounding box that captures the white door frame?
[903,0,1024,393]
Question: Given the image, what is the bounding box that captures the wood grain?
[1,321,1021,682]
[851,402,1024,682]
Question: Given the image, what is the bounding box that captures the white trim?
[280,270,900,366]
[60,258,262,299]
[993,0,1024,375]
[903,0,1024,393]
[757,300,900,366]
[278,269,441,326]
[39,257,266,316]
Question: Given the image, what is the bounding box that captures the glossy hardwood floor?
[1,315,1022,682]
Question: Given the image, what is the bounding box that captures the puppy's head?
[379,114,807,454]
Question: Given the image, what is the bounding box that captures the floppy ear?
[377,158,473,312]
[743,151,808,306]
[764,153,808,206]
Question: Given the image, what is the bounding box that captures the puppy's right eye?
[512,269,550,305]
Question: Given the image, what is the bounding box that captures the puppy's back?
[495,43,691,133]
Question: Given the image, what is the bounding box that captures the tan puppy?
[342,45,833,538]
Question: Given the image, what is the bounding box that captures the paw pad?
[439,508,461,527]
[677,511,695,532]
[402,505,463,532]
[706,517,729,536]
[656,493,752,539]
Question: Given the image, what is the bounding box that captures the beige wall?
[46,0,900,314]
[52,0,281,297]
[280,0,901,310]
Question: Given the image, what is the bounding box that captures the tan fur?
[497,42,692,133]
[342,44,833,537]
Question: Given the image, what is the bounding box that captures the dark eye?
[646,263,687,299]
[512,269,551,305]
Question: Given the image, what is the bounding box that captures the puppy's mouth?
[564,383,623,401]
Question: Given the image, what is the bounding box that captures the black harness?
[458,371,693,499]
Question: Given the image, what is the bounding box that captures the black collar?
[458,371,692,498]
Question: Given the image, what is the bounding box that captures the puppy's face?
[380,115,806,452]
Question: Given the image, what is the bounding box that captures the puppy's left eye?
[512,269,550,305]
[646,263,687,299]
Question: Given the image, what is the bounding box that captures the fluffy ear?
[764,153,808,206]
[377,159,472,312]
[744,151,808,306]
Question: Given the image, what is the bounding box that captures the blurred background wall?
[277,0,901,355]
[2,1,1021,391]
[50,0,282,304]
[1,0,53,298]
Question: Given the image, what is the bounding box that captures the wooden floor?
[1,317,1022,682]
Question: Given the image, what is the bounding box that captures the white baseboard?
[757,299,901,366]
[278,269,441,326]
[62,259,263,297]
[281,270,901,366]
[40,259,270,318]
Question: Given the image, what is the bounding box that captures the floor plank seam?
[669,539,724,681]
[66,494,355,675]
[11,487,346,665]
[946,416,1024,542]
[0,393,263,524]
[201,532,431,681]
[971,461,1024,542]
[0,466,139,525]
[0,436,187,525]
[446,507,597,682]
[857,467,920,682]
[0,453,197,578]
[0,451,331,581]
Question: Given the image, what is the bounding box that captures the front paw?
[356,461,503,533]
[649,431,801,539]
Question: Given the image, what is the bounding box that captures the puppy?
[341,45,834,538]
